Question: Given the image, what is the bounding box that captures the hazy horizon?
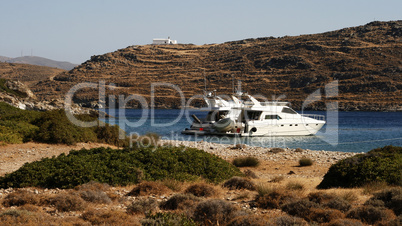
[1,0,400,64]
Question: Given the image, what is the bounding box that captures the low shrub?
[75,180,110,191]
[281,199,320,220]
[227,214,268,226]
[271,215,308,226]
[2,190,39,207]
[160,193,200,210]
[256,183,278,197]
[81,209,137,225]
[0,209,38,225]
[126,198,157,215]
[126,181,169,197]
[323,197,352,212]
[232,156,260,167]
[46,193,86,212]
[162,179,183,192]
[142,212,196,226]
[0,146,242,189]
[295,148,304,153]
[184,183,216,197]
[243,169,258,178]
[365,187,402,215]
[325,218,364,226]
[193,199,238,225]
[308,208,345,223]
[285,181,305,191]
[269,176,284,183]
[388,215,402,226]
[346,206,396,225]
[339,191,358,203]
[308,191,337,204]
[317,146,402,189]
[270,148,285,153]
[362,181,389,195]
[256,190,296,209]
[76,181,112,204]
[223,177,256,191]
[18,204,40,213]
[299,157,313,166]
[79,189,112,204]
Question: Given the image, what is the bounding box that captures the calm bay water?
[101,109,402,153]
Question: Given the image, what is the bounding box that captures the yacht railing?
[300,114,325,121]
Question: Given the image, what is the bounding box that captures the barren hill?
[0,56,77,70]
[29,21,402,111]
[0,62,65,87]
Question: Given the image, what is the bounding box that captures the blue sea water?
[101,109,402,153]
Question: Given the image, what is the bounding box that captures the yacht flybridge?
[182,91,326,136]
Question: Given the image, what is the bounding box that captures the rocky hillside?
[0,62,65,87]
[25,21,402,110]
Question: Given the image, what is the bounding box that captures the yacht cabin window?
[265,115,282,120]
[281,107,297,114]
[245,111,262,121]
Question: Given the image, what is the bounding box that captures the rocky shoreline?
[162,140,358,166]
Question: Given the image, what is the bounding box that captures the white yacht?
[182,91,325,136]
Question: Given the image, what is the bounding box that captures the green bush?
[317,146,402,189]
[0,146,242,189]
[232,156,260,167]
[0,102,127,146]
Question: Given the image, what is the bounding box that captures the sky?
[0,0,401,64]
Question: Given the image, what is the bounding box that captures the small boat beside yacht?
[182,90,326,136]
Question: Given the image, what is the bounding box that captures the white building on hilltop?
[152,36,177,45]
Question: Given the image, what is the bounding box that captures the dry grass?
[269,176,285,183]
[184,183,216,197]
[45,193,87,212]
[126,198,158,215]
[160,193,200,210]
[126,181,170,197]
[361,181,390,195]
[2,190,40,207]
[307,208,345,223]
[193,199,238,225]
[161,179,183,192]
[256,183,280,197]
[346,206,397,225]
[223,176,256,191]
[286,181,305,191]
[256,190,297,209]
[82,209,140,225]
[243,169,258,178]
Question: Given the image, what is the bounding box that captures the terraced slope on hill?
[15,21,402,110]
